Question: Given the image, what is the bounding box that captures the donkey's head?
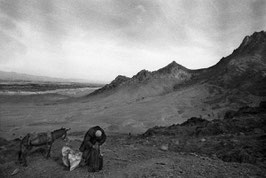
[52,127,71,141]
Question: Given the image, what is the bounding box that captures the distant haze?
[0,0,265,83]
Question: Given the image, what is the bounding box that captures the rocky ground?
[142,102,266,168]
[0,134,265,178]
[0,102,266,178]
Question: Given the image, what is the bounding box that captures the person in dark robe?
[79,126,106,170]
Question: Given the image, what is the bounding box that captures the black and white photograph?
[0,0,266,177]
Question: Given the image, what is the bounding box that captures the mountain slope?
[77,31,266,134]
[90,31,266,100]
[89,61,194,100]
[200,31,266,95]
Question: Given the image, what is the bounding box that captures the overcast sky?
[0,0,265,83]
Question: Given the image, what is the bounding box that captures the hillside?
[77,31,266,134]
[89,61,194,99]
[90,31,266,100]
[142,102,266,167]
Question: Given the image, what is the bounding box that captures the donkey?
[18,127,71,166]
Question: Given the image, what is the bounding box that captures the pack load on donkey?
[18,127,70,166]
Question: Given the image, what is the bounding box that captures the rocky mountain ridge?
[89,31,266,99]
[89,61,193,97]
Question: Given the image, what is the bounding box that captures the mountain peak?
[114,75,129,81]
[166,61,179,68]
[110,75,130,86]
[132,69,152,82]
[89,75,130,95]
[168,61,178,66]
[242,31,266,46]
[157,61,188,74]
[250,31,266,39]
[235,31,266,55]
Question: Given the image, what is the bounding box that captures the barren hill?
[82,31,266,133]
[89,61,193,100]
[89,31,266,100]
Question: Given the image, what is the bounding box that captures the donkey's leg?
[19,134,30,166]
[18,138,29,166]
[21,146,31,167]
[18,143,24,164]
[46,142,52,158]
[21,151,28,167]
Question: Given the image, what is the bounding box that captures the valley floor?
[1,83,263,140]
[0,84,265,177]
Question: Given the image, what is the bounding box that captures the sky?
[0,0,265,83]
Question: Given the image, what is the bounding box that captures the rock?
[172,139,179,145]
[231,139,239,143]
[160,144,168,151]
[11,168,19,176]
[0,138,9,146]
[174,140,180,145]
[259,101,266,109]
[253,128,264,134]
[224,110,237,120]
[239,132,245,136]
[200,138,206,142]
[180,117,209,127]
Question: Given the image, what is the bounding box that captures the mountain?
[198,31,266,95]
[90,31,266,99]
[89,61,193,99]
[82,31,266,134]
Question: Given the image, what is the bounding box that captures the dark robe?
[79,126,106,165]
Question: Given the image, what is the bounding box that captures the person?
[79,126,106,171]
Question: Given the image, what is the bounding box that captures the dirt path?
[0,135,265,178]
